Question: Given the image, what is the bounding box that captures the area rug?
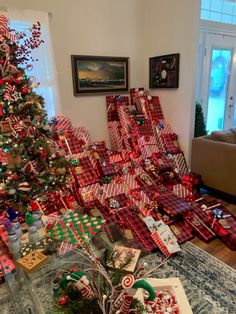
[0,241,235,313]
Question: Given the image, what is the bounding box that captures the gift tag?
[75,166,82,174]
[218,219,231,229]
[90,208,102,217]
[124,229,134,240]
[191,216,201,227]
[170,225,181,236]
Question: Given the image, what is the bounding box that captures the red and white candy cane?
[119,294,133,314]
[80,286,94,299]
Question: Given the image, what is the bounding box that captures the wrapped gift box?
[140,159,159,182]
[96,182,121,205]
[170,219,194,244]
[140,95,164,121]
[134,277,193,314]
[130,87,145,107]
[154,119,173,136]
[183,205,215,242]
[129,188,151,215]
[159,133,182,154]
[117,105,133,136]
[157,192,191,217]
[158,170,181,189]
[73,126,91,147]
[106,96,119,121]
[150,152,173,172]
[117,208,157,252]
[89,140,107,151]
[122,173,140,190]
[144,217,180,256]
[131,117,154,137]
[84,199,109,219]
[72,157,99,187]
[79,183,101,203]
[137,135,159,159]
[135,172,156,187]
[105,193,133,214]
[169,152,189,174]
[108,121,124,151]
[181,172,201,191]
[92,150,116,176]
[172,184,193,200]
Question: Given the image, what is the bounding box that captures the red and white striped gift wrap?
[129,188,151,211]
[52,115,73,131]
[108,121,124,151]
[73,126,91,146]
[154,119,173,136]
[169,152,188,174]
[117,105,132,135]
[137,135,159,159]
[96,182,120,205]
[172,184,192,199]
[122,173,139,190]
[79,183,101,203]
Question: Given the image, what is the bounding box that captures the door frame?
[197,20,236,130]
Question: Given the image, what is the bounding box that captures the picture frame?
[71,55,129,95]
[149,53,180,89]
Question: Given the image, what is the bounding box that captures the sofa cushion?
[210,128,236,144]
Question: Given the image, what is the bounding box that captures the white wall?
[140,0,200,163]
[2,0,199,161]
[3,0,143,147]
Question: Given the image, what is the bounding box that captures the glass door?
[201,33,236,133]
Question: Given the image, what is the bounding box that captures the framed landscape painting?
[149,53,180,89]
[71,55,129,95]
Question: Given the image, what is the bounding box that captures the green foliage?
[194,101,207,137]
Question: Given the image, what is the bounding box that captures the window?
[201,0,236,25]
[6,9,61,118]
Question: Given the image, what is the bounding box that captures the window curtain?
[4,9,61,118]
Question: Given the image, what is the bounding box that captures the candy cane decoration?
[122,274,135,289]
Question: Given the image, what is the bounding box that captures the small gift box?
[154,119,173,136]
[159,133,182,154]
[158,170,181,189]
[181,172,201,187]
[105,193,132,214]
[157,192,191,217]
[169,152,188,174]
[117,105,133,136]
[150,152,173,172]
[170,219,194,244]
[96,182,120,205]
[140,95,164,121]
[144,217,180,257]
[108,121,124,151]
[130,87,145,107]
[131,117,154,137]
[135,172,156,187]
[137,135,159,159]
[79,183,101,203]
[106,96,119,121]
[72,157,99,187]
[129,188,151,214]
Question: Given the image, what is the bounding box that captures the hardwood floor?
[191,193,236,269]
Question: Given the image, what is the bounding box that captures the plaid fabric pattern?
[140,96,164,121]
[137,135,159,159]
[105,193,132,213]
[150,152,173,171]
[73,157,99,187]
[135,172,156,187]
[85,199,109,219]
[170,220,194,244]
[132,118,154,137]
[117,208,157,252]
[115,95,129,107]
[157,192,191,217]
[108,121,124,151]
[158,170,181,189]
[159,133,181,154]
[61,132,85,154]
[183,205,215,242]
[92,150,115,176]
[89,141,106,151]
[169,152,188,174]
[154,119,173,136]
[106,96,119,121]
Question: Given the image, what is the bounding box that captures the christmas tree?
[0,15,71,213]
[194,101,207,137]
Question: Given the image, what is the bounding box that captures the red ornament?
[29,200,39,212]
[21,87,28,95]
[58,296,68,306]
[0,78,4,85]
[11,174,19,181]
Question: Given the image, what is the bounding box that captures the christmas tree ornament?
[6,207,18,220]
[18,182,31,192]
[25,212,35,225]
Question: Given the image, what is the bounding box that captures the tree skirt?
[0,242,235,314]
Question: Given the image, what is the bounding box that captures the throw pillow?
[210,129,236,144]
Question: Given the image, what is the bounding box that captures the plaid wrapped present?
[108,121,124,151]
[181,172,201,189]
[140,159,159,182]
[128,188,151,215]
[183,205,215,242]
[154,119,173,136]
[72,157,99,187]
[159,133,182,154]
[117,208,157,252]
[55,129,85,155]
[196,204,236,250]
[168,152,188,174]
[135,172,156,187]
[92,150,116,176]
[115,95,129,107]
[89,141,107,151]
[131,117,154,137]
[157,192,191,217]
[108,150,123,164]
[84,199,109,219]
[137,135,159,159]
[106,96,119,121]
[105,193,133,214]
[144,216,180,257]
[170,219,194,244]
[140,96,164,121]
[150,152,173,172]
